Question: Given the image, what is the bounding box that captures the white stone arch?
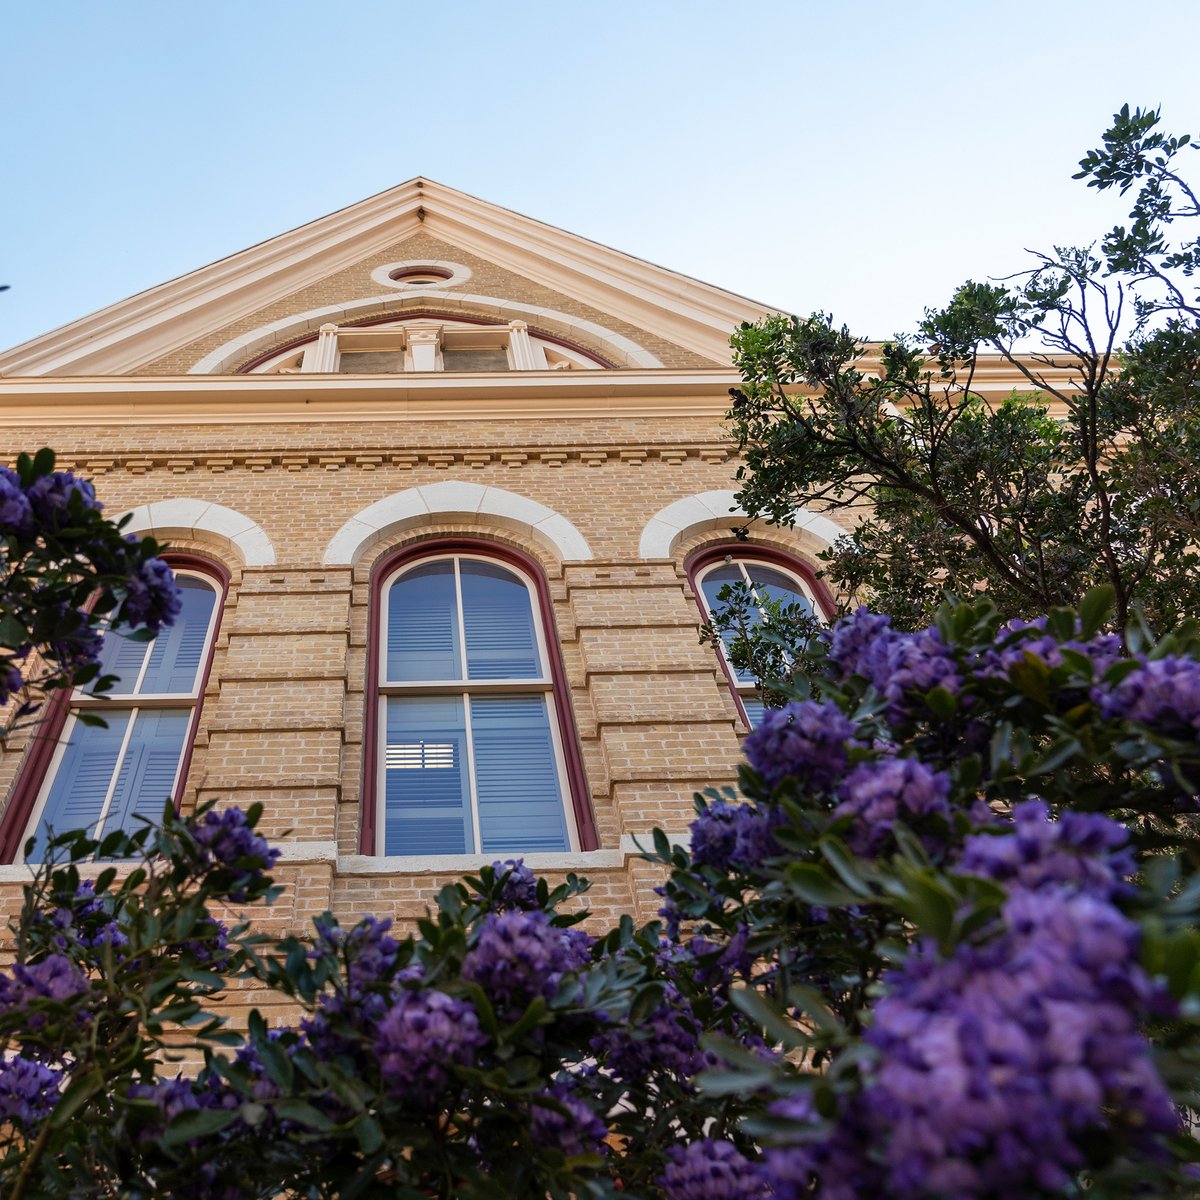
[119,499,276,566]
[322,481,593,567]
[189,293,662,374]
[638,489,847,560]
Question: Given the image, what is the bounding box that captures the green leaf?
[729,984,805,1047]
[163,1106,238,1146]
[49,1066,105,1127]
[784,863,863,906]
[354,1114,384,1154]
[274,1099,335,1131]
[1078,585,1115,637]
[0,614,29,648]
[819,836,874,897]
[777,983,843,1039]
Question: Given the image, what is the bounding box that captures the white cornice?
[0,354,1072,428]
[0,179,777,377]
[0,368,743,426]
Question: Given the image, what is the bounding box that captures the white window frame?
[19,569,222,860]
[695,555,822,726]
[377,553,580,856]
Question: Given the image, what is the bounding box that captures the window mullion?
[92,705,139,842]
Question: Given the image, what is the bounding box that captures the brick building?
[0,181,1027,938]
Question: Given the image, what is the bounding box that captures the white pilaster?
[302,323,340,372]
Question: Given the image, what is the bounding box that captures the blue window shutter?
[472,695,568,854]
[384,696,472,855]
[94,630,150,696]
[387,562,461,681]
[103,710,190,839]
[140,578,218,694]
[27,712,132,860]
[461,561,541,680]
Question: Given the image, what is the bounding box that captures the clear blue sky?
[2,0,1197,352]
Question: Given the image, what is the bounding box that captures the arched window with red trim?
[362,541,593,856]
[689,546,833,729]
[2,559,226,862]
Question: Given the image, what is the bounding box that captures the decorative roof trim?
[0,178,773,376]
[190,292,662,373]
[638,489,847,559]
[323,481,593,566]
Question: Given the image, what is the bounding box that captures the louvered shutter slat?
[140,578,217,694]
[383,696,472,855]
[461,561,541,680]
[472,695,568,854]
[104,710,190,840]
[387,562,461,681]
[27,713,131,859]
[94,631,150,696]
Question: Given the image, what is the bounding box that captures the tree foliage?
[727,105,1200,634]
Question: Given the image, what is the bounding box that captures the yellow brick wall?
[0,406,836,940]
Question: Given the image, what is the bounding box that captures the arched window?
[364,544,591,857]
[690,548,830,729]
[15,564,224,861]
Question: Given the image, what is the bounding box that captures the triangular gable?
[0,180,777,376]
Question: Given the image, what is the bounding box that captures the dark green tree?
[726,105,1200,636]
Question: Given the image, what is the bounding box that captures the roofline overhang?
[0,356,1078,428]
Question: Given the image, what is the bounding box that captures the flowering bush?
[652,592,1200,1197]
[0,449,179,724]
[4,453,1200,1197]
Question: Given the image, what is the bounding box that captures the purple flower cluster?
[0,468,33,536]
[981,616,1124,680]
[661,1139,766,1200]
[184,915,231,966]
[120,555,182,634]
[375,989,485,1102]
[35,881,127,954]
[0,954,90,1021]
[775,888,1177,1197]
[462,910,593,1018]
[681,925,754,989]
[742,700,858,791]
[315,915,400,994]
[489,858,540,910]
[0,467,102,537]
[690,800,782,872]
[591,981,708,1083]
[127,1074,241,1154]
[0,1055,63,1127]
[0,660,23,705]
[826,609,961,722]
[530,1084,609,1158]
[959,800,1136,901]
[303,916,406,1056]
[190,807,280,902]
[834,756,952,856]
[25,470,101,528]
[1099,655,1200,740]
